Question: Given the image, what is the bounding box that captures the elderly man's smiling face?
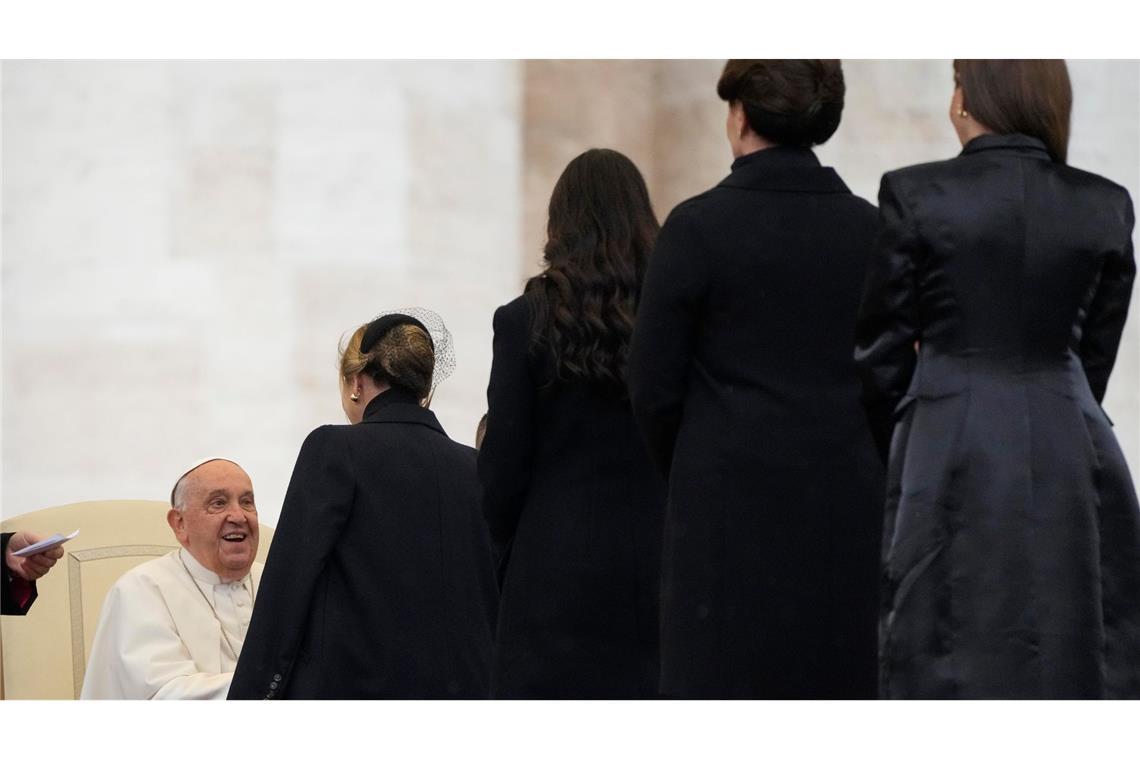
[167,460,259,582]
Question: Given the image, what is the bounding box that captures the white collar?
[178,548,250,589]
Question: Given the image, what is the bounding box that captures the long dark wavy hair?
[525,148,659,389]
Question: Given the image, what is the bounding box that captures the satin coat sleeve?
[477,301,536,550]
[228,426,356,699]
[627,204,710,479]
[854,172,921,461]
[1080,189,1136,403]
[80,569,232,700]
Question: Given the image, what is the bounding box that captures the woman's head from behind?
[951,59,1071,163]
[717,60,845,158]
[339,316,435,423]
[527,147,658,388]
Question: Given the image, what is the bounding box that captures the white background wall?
[2,61,523,526]
[2,60,1137,528]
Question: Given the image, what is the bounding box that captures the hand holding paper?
[6,530,76,581]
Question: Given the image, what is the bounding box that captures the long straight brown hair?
[954,59,1072,163]
[525,148,659,389]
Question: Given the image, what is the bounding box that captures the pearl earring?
[958,108,969,119]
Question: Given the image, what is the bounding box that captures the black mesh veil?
[370,306,456,392]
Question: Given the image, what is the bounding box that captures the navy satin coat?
[856,133,1140,698]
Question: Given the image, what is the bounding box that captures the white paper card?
[11,530,80,557]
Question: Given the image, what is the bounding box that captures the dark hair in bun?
[716,59,845,147]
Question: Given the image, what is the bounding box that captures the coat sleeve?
[1,532,37,615]
[80,572,232,700]
[627,205,710,479]
[228,426,356,699]
[477,302,536,551]
[854,172,922,461]
[1079,189,1136,403]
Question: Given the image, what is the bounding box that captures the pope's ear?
[167,508,189,546]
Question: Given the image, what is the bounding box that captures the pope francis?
[81,458,264,699]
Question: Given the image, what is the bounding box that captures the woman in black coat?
[856,60,1140,699]
[229,310,498,699]
[479,148,666,698]
[627,60,885,699]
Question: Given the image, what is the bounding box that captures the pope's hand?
[5,532,65,581]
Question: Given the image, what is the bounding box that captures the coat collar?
[960,132,1052,160]
[361,387,446,435]
[718,146,851,195]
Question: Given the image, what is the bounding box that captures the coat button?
[270,682,278,690]
[273,674,282,682]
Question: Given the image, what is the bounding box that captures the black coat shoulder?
[492,295,536,359]
[666,186,721,221]
[888,152,1130,203]
[495,293,531,326]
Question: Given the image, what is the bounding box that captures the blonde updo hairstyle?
[339,321,436,403]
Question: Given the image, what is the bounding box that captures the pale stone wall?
[2,61,522,526]
[3,60,1137,527]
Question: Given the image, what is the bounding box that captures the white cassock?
[80,549,263,699]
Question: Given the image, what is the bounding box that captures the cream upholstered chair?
[1,500,273,699]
